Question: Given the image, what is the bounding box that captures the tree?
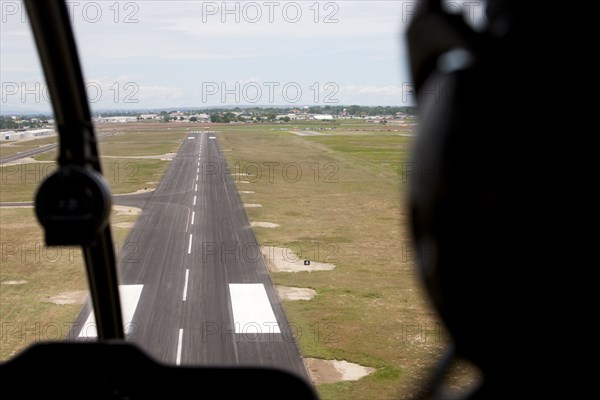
[190,117,198,122]
[162,114,170,123]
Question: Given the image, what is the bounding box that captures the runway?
[69,131,310,381]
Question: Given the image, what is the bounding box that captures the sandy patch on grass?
[112,205,142,216]
[41,291,88,305]
[115,187,155,195]
[251,221,279,228]
[244,203,262,208]
[239,191,255,194]
[289,130,327,136]
[261,246,335,272]
[103,153,176,159]
[0,204,33,208]
[237,181,251,184]
[303,358,376,384]
[1,280,28,285]
[276,286,316,300]
[113,222,135,228]
[2,157,55,165]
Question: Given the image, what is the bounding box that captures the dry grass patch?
[218,122,449,400]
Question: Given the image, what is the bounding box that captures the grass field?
[0,126,188,202]
[0,206,139,359]
[0,120,466,398]
[0,124,187,358]
[216,120,451,399]
[0,136,58,158]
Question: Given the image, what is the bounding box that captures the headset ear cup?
[409,60,511,370]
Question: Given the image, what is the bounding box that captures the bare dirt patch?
[112,205,142,216]
[276,286,316,300]
[289,130,327,136]
[41,291,87,305]
[115,188,155,195]
[251,221,279,228]
[1,280,27,285]
[303,358,376,384]
[103,153,176,160]
[3,157,55,166]
[261,246,335,272]
[113,222,135,229]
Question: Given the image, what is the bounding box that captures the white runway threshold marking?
[183,269,190,301]
[176,328,183,365]
[78,284,143,338]
[188,234,193,254]
[228,284,280,334]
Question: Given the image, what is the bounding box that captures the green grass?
[0,158,171,202]
[0,136,58,158]
[0,121,452,398]
[0,207,139,360]
[0,128,188,202]
[217,121,449,399]
[0,125,185,358]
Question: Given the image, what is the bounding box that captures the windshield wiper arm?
[25,0,124,340]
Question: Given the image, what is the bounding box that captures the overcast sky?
[0,1,485,113]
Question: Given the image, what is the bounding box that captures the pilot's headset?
[406,1,539,398]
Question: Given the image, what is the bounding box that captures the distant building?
[139,114,158,120]
[2,131,16,140]
[2,129,54,140]
[28,128,54,137]
[95,116,137,123]
[312,114,333,120]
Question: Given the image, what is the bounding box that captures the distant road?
[68,131,311,381]
[0,131,112,165]
[0,142,59,165]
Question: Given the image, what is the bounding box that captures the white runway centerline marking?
[195,184,198,192]
[193,195,197,206]
[176,328,183,365]
[187,137,195,139]
[183,269,190,301]
[197,167,199,173]
[196,174,199,181]
[209,136,216,139]
[191,211,195,225]
[188,234,193,254]
[78,285,144,338]
[228,284,281,333]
